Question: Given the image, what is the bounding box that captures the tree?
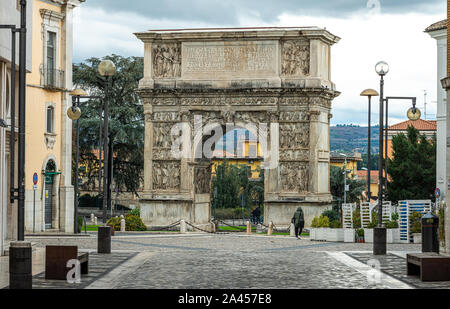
[211,160,240,209]
[73,55,144,194]
[357,153,379,170]
[330,165,365,203]
[211,161,265,209]
[387,126,436,203]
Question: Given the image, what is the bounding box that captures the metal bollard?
[422,212,439,253]
[120,219,126,232]
[9,241,32,289]
[98,226,112,254]
[94,216,98,225]
[290,223,296,237]
[246,221,251,235]
[180,220,186,234]
[268,222,273,236]
[90,213,95,224]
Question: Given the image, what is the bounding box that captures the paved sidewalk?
[345,252,450,289]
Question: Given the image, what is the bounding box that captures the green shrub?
[392,212,399,221]
[330,220,342,228]
[318,215,330,228]
[356,228,364,237]
[322,210,340,223]
[106,214,147,231]
[385,220,399,229]
[410,211,422,234]
[129,208,140,217]
[367,211,378,228]
[107,217,122,231]
[311,217,319,228]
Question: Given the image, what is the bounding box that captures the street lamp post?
[68,89,86,234]
[373,61,421,255]
[360,89,379,202]
[374,61,389,255]
[67,90,103,234]
[98,60,116,225]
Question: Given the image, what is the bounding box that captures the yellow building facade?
[211,139,263,179]
[22,0,84,233]
[329,152,362,179]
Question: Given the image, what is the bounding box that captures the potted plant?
[309,217,319,241]
[410,211,422,244]
[363,213,378,243]
[386,213,400,244]
[326,220,344,242]
[315,215,329,241]
[356,228,365,243]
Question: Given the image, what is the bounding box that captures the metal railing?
[43,67,65,90]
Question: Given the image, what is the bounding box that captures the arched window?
[46,105,54,133]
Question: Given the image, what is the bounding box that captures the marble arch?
[135,27,340,229]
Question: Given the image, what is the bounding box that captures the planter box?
[364,229,374,243]
[315,228,327,241]
[309,228,316,241]
[387,229,400,244]
[344,229,356,243]
[413,233,422,244]
[326,229,344,242]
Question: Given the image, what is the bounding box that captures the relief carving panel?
[152,43,182,78]
[281,40,310,76]
[280,162,309,192]
[152,161,181,190]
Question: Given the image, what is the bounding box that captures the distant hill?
[330,125,380,153]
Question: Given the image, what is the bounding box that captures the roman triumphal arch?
[135,27,340,230]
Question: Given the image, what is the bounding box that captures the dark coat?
[292,207,305,227]
[253,207,261,217]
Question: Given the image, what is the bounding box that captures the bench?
[45,246,89,280]
[407,253,450,281]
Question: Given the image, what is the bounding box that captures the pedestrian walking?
[291,206,305,239]
[253,206,262,224]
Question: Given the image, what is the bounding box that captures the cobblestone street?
[11,233,439,289]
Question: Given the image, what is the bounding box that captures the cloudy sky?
[73,0,446,125]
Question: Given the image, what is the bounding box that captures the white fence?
[398,200,432,243]
[342,203,355,229]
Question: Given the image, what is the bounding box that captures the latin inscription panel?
[181,41,279,79]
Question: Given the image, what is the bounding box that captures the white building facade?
[426,20,447,202]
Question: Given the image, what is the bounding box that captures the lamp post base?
[97,226,112,254]
[373,227,387,255]
[9,241,32,289]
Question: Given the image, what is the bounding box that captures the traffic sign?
[33,173,38,185]
[435,188,441,199]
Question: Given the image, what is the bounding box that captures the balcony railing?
[43,67,65,90]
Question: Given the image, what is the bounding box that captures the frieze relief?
[152,43,182,78]
[152,161,181,190]
[280,162,309,192]
[194,167,211,194]
[279,124,310,149]
[279,111,309,122]
[153,123,175,148]
[151,112,181,122]
[280,149,309,161]
[282,40,310,76]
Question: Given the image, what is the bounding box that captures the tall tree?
[330,165,365,203]
[387,126,436,203]
[73,55,144,194]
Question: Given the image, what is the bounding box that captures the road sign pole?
[32,173,38,233]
